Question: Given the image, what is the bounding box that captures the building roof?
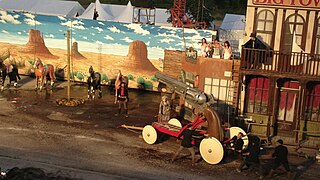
[0,0,85,17]
[220,13,245,31]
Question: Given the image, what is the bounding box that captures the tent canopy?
[79,0,170,25]
[220,14,245,31]
[0,0,85,17]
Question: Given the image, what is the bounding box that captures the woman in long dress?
[200,38,210,57]
[222,41,232,60]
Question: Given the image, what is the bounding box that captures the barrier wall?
[0,10,215,90]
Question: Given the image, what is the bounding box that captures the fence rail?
[241,48,320,77]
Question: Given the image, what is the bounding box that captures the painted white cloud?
[45,34,55,38]
[123,23,150,36]
[13,14,19,19]
[145,41,150,46]
[95,40,103,44]
[90,33,95,36]
[17,32,22,35]
[121,37,133,43]
[82,36,88,40]
[2,30,9,34]
[156,32,181,39]
[92,26,103,32]
[24,18,42,26]
[24,13,35,19]
[160,38,175,44]
[98,22,105,25]
[107,26,121,33]
[60,20,85,30]
[104,35,114,41]
[0,11,21,24]
[0,19,5,23]
[58,16,66,21]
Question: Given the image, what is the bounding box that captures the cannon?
[141,72,248,164]
[155,72,214,108]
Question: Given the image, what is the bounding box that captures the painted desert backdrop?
[0,10,216,90]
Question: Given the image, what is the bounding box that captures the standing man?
[116,82,129,117]
[243,32,266,68]
[171,114,207,165]
[237,135,264,179]
[268,139,292,178]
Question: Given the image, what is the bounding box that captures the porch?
[240,48,320,79]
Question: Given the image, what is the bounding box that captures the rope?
[201,0,204,22]
[121,126,142,134]
[196,0,201,22]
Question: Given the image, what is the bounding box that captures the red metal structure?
[170,0,206,29]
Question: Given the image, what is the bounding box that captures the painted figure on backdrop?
[158,95,171,123]
[222,41,232,60]
[93,8,99,20]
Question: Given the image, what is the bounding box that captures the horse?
[33,58,55,90]
[87,66,102,99]
[0,62,20,90]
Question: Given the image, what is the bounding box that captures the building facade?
[240,0,320,147]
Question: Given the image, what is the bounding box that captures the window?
[256,10,274,45]
[247,77,270,114]
[283,14,305,53]
[204,78,234,117]
[315,18,320,54]
[185,72,195,88]
[305,83,320,122]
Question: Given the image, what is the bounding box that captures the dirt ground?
[0,76,319,180]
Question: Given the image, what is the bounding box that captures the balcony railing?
[241,48,320,77]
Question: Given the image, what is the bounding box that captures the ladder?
[226,59,241,125]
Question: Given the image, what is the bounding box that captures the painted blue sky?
[0,10,216,59]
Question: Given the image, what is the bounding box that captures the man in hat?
[245,32,262,50]
[243,32,265,68]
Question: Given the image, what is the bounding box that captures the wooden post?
[67,30,71,101]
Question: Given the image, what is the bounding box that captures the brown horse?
[33,58,55,90]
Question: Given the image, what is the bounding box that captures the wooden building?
[239,0,320,147]
[163,49,240,123]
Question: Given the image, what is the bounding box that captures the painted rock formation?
[72,42,86,59]
[25,29,54,57]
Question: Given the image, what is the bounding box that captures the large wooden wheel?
[168,118,182,127]
[200,137,224,164]
[229,127,249,148]
[142,125,157,144]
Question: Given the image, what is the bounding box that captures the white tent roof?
[79,0,171,25]
[113,1,133,23]
[78,0,114,21]
[220,14,245,31]
[0,0,85,17]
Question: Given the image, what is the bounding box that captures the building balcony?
[240,48,320,79]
